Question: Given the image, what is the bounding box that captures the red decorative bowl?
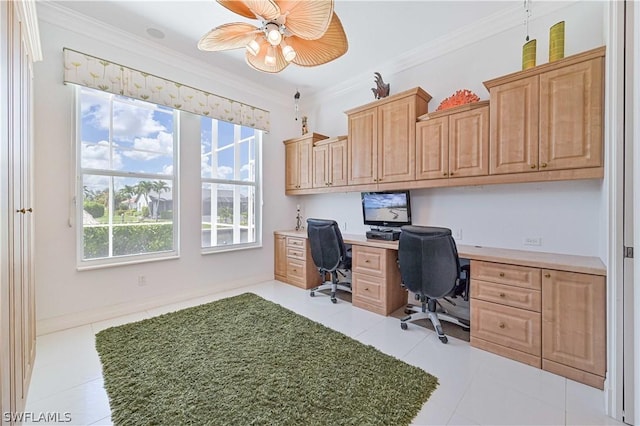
[436,89,480,111]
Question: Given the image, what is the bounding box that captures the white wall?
[300,1,608,258]
[33,15,299,333]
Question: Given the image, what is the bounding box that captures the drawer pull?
[364,287,369,291]
[292,269,297,272]
[499,272,505,277]
[544,273,551,278]
[365,260,370,263]
[499,293,506,298]
[498,323,506,329]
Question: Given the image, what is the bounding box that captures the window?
[77,87,178,266]
[201,117,261,251]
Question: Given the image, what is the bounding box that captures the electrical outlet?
[524,237,542,246]
[137,275,147,286]
[454,228,463,240]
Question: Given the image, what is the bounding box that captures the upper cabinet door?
[449,105,489,178]
[539,57,604,170]
[416,117,449,180]
[377,96,416,183]
[312,142,329,188]
[297,138,314,189]
[284,141,300,190]
[328,137,348,187]
[489,75,540,174]
[348,108,377,185]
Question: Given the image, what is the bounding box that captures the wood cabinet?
[284,133,328,193]
[273,232,322,289]
[312,135,347,188]
[346,88,431,186]
[470,260,606,389]
[541,270,606,389]
[1,1,39,421]
[484,47,604,175]
[416,101,489,180]
[351,245,406,315]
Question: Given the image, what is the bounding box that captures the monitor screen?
[361,191,412,228]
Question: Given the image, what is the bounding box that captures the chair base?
[310,281,352,304]
[401,304,470,344]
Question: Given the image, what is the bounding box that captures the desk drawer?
[471,261,541,290]
[471,280,541,312]
[352,245,386,277]
[286,236,305,248]
[471,299,541,356]
[287,246,305,260]
[286,258,307,285]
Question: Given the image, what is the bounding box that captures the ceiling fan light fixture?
[282,44,296,62]
[246,39,260,56]
[266,23,282,46]
[265,46,277,66]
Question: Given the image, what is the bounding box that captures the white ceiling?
[46,1,519,97]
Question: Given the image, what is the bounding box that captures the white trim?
[36,274,273,336]
[605,0,625,420]
[633,0,640,421]
[36,1,289,108]
[14,0,42,62]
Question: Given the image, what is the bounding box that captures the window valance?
[63,48,270,132]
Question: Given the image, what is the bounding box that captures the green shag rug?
[95,293,438,425]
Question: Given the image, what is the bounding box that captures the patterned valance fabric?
[63,48,270,132]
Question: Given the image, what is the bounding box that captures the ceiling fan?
[198,0,348,73]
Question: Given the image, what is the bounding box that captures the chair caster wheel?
[331,298,337,304]
[439,336,448,344]
[400,322,408,330]
[310,291,315,297]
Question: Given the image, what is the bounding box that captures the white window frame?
[75,86,180,269]
[201,117,262,254]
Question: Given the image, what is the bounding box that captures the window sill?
[201,243,262,255]
[77,252,180,271]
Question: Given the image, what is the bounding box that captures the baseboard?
[36,273,273,336]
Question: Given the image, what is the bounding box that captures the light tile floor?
[24,280,624,426]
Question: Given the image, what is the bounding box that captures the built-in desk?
[273,230,606,389]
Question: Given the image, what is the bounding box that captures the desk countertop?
[275,230,606,276]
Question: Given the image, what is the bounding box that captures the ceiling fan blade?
[245,38,289,73]
[288,12,347,66]
[277,0,333,40]
[217,0,280,20]
[198,23,259,51]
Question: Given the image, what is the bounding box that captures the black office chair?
[306,218,352,304]
[398,225,470,343]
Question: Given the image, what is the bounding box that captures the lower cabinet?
[273,232,322,289]
[351,245,406,315]
[470,260,606,389]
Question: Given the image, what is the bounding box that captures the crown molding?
[36,1,291,108]
[308,0,579,104]
[15,0,43,62]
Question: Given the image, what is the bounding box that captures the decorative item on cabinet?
[346,87,431,186]
[301,116,308,135]
[435,89,480,111]
[371,72,390,99]
[521,0,536,70]
[549,21,565,62]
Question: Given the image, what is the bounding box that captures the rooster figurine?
[371,72,390,99]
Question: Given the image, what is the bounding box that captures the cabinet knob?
[530,164,537,169]
[16,208,26,214]
[499,272,505,277]
[450,172,454,176]
[443,172,448,176]
[541,163,548,168]
[27,208,32,212]
[544,272,551,278]
[365,259,370,263]
[364,287,369,291]
[499,293,506,298]
[499,323,506,329]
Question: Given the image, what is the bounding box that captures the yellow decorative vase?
[549,21,565,62]
[522,39,537,70]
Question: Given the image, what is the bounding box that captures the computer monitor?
[361,190,412,228]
